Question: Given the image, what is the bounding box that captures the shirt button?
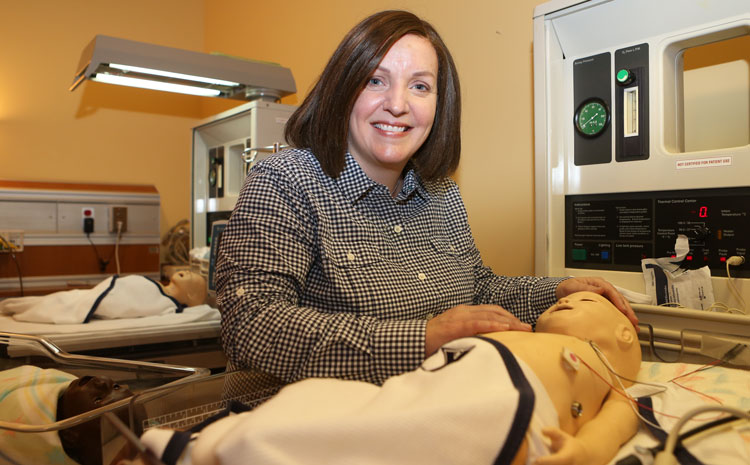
[394,225,403,233]
[235,287,246,297]
[418,272,426,281]
[347,252,356,262]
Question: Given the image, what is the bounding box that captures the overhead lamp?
[70,35,296,101]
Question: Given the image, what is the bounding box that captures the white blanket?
[0,275,181,324]
[141,337,558,465]
[0,305,219,336]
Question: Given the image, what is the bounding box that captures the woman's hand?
[555,277,638,327]
[425,304,531,356]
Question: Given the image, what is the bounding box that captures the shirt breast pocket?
[429,234,470,263]
[326,238,384,269]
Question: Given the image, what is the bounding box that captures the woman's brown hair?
[284,10,461,181]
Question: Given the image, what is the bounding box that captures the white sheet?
[611,361,750,464]
[0,305,219,335]
[0,275,183,324]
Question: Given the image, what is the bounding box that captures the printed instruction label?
[675,156,732,170]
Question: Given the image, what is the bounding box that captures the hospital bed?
[0,180,226,371]
[0,305,225,370]
[0,331,210,465]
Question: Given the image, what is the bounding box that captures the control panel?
[565,187,749,277]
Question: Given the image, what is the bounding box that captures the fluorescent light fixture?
[92,74,222,97]
[108,63,241,87]
[71,35,296,101]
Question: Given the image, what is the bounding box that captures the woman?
[216,10,635,385]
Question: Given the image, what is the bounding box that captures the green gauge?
[574,98,610,137]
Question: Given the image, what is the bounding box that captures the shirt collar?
[335,153,428,204]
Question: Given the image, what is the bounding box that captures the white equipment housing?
[533,0,750,358]
[191,100,296,248]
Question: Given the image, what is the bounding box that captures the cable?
[653,405,750,465]
[9,251,23,297]
[161,219,191,266]
[115,221,123,275]
[587,342,665,429]
[725,256,747,314]
[86,233,108,272]
[617,415,744,464]
[641,323,682,363]
[0,233,24,296]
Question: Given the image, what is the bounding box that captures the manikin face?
[536,291,627,342]
[347,34,438,184]
[59,375,132,416]
[164,270,207,306]
[170,270,205,290]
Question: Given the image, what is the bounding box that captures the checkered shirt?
[216,148,563,385]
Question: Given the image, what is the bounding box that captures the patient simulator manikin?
[0,365,135,465]
[487,291,641,464]
[0,271,207,324]
[129,291,640,465]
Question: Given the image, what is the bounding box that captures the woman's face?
[347,34,438,182]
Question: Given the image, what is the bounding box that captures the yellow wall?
[1,0,544,277]
[0,0,213,233]
[204,0,544,276]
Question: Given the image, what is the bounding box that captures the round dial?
[574,98,610,137]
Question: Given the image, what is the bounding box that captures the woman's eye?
[413,83,429,91]
[94,397,103,404]
[368,77,383,86]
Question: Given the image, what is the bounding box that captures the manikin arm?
[535,393,639,465]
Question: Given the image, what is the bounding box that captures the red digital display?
[699,206,708,218]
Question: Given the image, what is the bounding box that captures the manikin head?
[162,270,207,307]
[57,375,134,465]
[536,291,642,382]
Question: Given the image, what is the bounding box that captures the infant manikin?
[0,271,207,324]
[0,365,135,465]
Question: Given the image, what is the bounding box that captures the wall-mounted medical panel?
[565,187,750,278]
[192,100,296,248]
[533,0,750,309]
[0,181,160,296]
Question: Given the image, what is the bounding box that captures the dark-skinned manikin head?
[57,375,134,465]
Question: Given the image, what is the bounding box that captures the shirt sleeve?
[440,182,564,325]
[215,164,426,385]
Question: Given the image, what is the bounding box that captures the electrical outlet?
[111,206,128,233]
[0,230,24,252]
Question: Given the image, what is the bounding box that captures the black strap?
[161,431,193,465]
[476,336,536,465]
[83,275,118,323]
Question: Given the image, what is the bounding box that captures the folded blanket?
[0,275,182,324]
[0,365,79,465]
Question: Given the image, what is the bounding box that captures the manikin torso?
[484,331,615,436]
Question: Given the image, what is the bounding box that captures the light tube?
[92,74,222,97]
[109,63,240,87]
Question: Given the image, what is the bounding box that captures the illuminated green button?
[616,69,631,83]
[572,248,587,261]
